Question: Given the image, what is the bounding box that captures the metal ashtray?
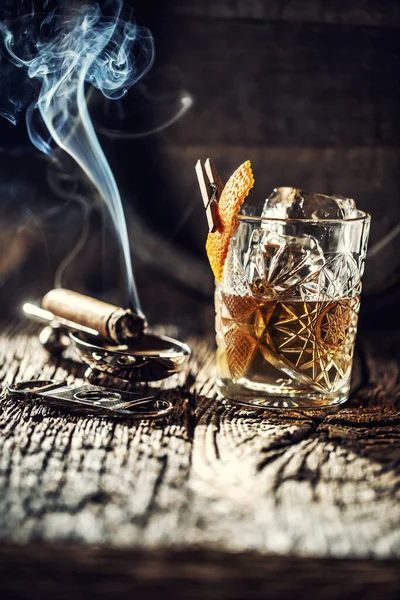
[24,298,191,385]
[70,331,191,383]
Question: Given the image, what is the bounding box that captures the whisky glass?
[215,210,370,408]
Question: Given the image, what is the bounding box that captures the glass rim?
[237,209,370,225]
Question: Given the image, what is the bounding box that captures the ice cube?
[244,228,325,298]
[262,187,357,220]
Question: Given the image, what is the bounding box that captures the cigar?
[42,289,146,344]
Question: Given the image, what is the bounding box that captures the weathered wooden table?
[0,289,399,599]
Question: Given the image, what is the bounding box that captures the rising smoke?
[0,0,155,314]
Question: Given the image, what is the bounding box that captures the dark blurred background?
[0,0,399,330]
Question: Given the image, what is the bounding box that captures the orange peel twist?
[206,160,254,282]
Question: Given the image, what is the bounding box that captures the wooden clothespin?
[195,158,224,232]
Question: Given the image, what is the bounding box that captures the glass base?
[216,376,349,410]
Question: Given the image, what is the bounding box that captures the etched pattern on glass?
[217,233,363,392]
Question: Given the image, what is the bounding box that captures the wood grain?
[0,322,398,549]
[149,18,400,147]
[0,313,399,597]
[1,545,400,600]
[162,0,400,28]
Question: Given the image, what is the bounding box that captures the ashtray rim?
[69,330,192,360]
